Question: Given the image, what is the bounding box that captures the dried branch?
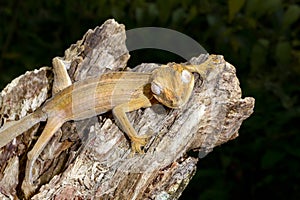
[0,19,254,200]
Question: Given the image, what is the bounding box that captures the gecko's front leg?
[112,94,152,153]
[184,54,217,77]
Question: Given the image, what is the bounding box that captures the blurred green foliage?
[1,0,300,199]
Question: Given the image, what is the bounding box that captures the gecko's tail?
[0,109,47,149]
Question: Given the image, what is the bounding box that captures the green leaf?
[148,3,159,19]
[186,5,198,23]
[246,0,282,18]
[275,41,291,64]
[250,39,269,74]
[228,0,245,22]
[261,150,285,169]
[135,7,144,24]
[172,8,186,24]
[282,4,300,30]
[284,145,300,159]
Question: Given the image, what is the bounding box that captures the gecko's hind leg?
[22,116,64,199]
[52,57,72,94]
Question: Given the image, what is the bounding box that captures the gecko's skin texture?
[0,55,217,198]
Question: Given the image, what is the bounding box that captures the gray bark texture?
[0,19,255,200]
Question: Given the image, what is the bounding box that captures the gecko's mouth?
[153,93,186,109]
[167,101,185,109]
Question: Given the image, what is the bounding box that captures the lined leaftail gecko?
[0,54,216,198]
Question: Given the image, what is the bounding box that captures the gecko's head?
[150,64,194,109]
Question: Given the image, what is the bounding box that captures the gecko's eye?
[181,69,192,83]
[151,82,163,95]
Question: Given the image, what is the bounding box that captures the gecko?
[0,54,216,198]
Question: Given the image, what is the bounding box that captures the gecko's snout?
[168,96,185,109]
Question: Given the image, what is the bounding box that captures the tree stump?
[0,19,255,200]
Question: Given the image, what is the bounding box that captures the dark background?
[1,0,299,199]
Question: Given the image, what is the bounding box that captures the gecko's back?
[43,72,152,121]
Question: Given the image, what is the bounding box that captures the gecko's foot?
[130,134,151,154]
[22,179,38,199]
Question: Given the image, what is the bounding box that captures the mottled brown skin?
[0,55,216,198]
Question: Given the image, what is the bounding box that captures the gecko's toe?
[22,179,38,199]
[130,134,151,154]
[131,143,145,154]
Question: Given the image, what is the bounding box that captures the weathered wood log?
[0,19,254,200]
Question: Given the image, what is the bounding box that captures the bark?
[0,19,255,200]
